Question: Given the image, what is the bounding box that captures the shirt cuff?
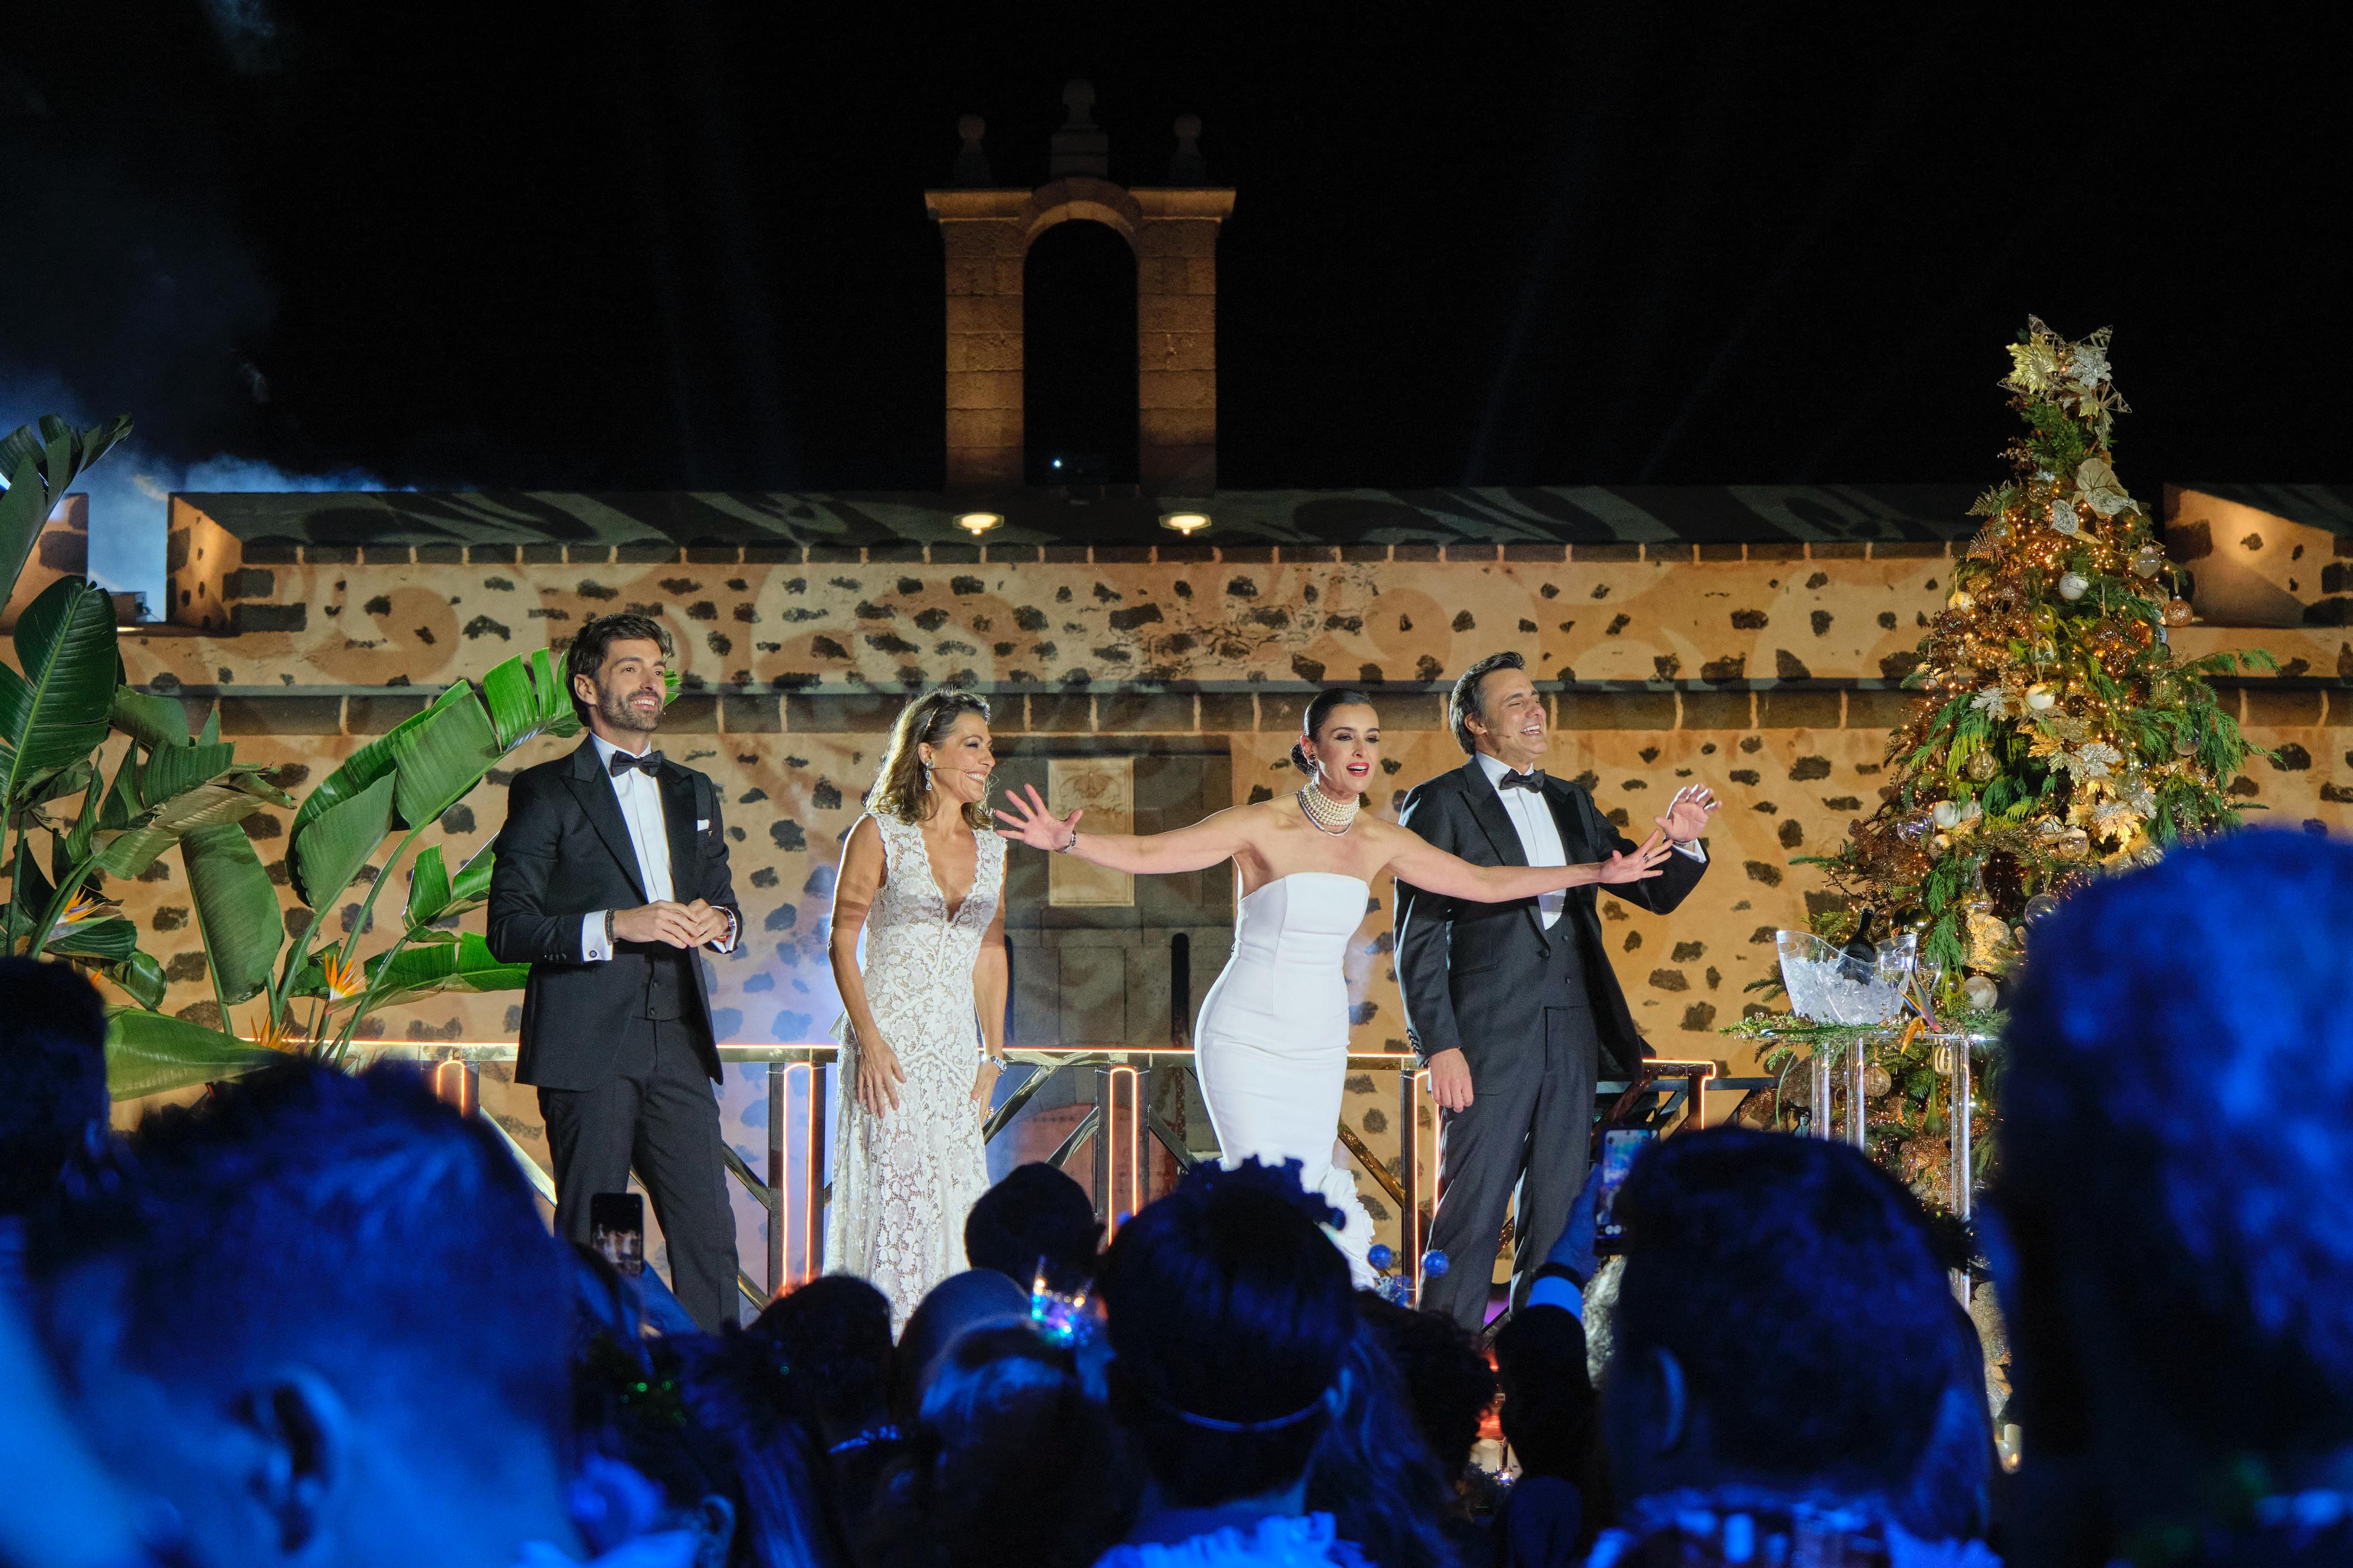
[709,908,739,954]
[581,912,612,963]
[1673,839,1708,863]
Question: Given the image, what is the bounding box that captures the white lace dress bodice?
[824,811,1005,1327]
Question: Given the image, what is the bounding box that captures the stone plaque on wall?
[1048,757,1135,906]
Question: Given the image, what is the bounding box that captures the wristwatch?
[1056,829,1080,854]
[605,909,617,946]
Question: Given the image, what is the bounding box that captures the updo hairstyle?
[1289,687,1378,776]
[867,689,993,829]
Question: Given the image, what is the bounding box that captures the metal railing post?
[766,1061,785,1298]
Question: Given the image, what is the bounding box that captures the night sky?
[5,6,2349,598]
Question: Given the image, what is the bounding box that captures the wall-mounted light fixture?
[1159,510,1211,537]
[955,511,1003,536]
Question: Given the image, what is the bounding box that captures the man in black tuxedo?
[488,613,743,1331]
[1394,651,1714,1331]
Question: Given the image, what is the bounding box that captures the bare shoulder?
[842,812,885,864]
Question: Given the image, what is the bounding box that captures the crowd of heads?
[2,828,2349,1568]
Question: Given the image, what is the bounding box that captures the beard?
[597,683,663,734]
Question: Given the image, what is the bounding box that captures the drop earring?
[919,758,933,791]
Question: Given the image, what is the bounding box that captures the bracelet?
[1529,1260,1589,1292]
[1055,828,1080,855]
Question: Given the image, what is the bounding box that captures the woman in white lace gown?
[996,687,1679,1282]
[826,689,1008,1327]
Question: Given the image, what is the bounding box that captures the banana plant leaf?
[0,415,132,599]
[285,683,469,899]
[383,685,501,831]
[96,949,167,1010]
[105,1005,275,1100]
[110,685,191,750]
[356,931,531,1009]
[289,772,398,925]
[0,580,120,812]
[47,914,137,961]
[6,833,54,949]
[94,773,286,879]
[405,844,453,928]
[451,841,496,904]
[183,821,283,1004]
[482,647,583,750]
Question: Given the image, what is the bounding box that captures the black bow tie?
[608,748,663,778]
[1497,768,1546,793]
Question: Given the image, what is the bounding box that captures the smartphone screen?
[590,1191,646,1277]
[1592,1128,1656,1255]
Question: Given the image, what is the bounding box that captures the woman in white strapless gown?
[994,687,1679,1281]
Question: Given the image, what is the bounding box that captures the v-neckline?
[913,819,977,923]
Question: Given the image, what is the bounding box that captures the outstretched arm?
[993,783,1253,876]
[1381,820,1674,904]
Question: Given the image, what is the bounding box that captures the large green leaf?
[383,686,501,830]
[0,414,131,599]
[96,949,167,1010]
[482,647,583,750]
[451,841,496,904]
[183,822,282,1004]
[0,579,120,810]
[94,774,283,879]
[289,772,398,919]
[105,1007,274,1100]
[360,931,531,1009]
[110,685,190,750]
[47,915,136,961]
[405,843,453,928]
[285,681,469,878]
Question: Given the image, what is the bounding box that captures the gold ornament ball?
[2162,598,2194,627]
[1949,589,1976,611]
[1932,832,1953,852]
[1966,750,1998,781]
[1863,1064,1894,1100]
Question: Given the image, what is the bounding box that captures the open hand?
[993,783,1082,852]
[1597,829,1674,884]
[1656,784,1719,845]
[855,1034,906,1117]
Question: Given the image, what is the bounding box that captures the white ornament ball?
[2057,572,2089,601]
[1963,975,1999,1010]
[1949,590,1976,611]
[1933,800,1961,829]
[2026,684,2057,711]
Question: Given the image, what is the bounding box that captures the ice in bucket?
[1775,930,1917,1025]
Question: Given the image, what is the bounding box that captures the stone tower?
[925,81,1235,493]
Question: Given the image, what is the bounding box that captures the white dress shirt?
[579,732,736,961]
[1474,751,1706,930]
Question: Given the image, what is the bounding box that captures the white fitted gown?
[826,812,1003,1329]
[1192,871,1377,1282]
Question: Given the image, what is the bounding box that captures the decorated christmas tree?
[1811,317,2268,989]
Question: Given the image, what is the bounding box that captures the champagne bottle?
[1837,908,1878,983]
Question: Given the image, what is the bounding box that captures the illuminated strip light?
[1407,1068,1434,1291]
[1104,1065,1141,1238]
[782,1061,820,1288]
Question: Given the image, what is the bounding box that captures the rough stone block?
[348,695,430,733]
[1845,688,1914,729]
[1871,541,1947,559]
[1098,692,1192,731]
[1679,691,1753,731]
[662,695,717,732]
[1138,370,1217,409]
[1757,689,1842,731]
[219,696,343,735]
[415,544,463,564]
[1030,695,1093,732]
[1198,693,1254,731]
[230,603,307,634]
[615,542,679,564]
[2243,687,2324,728]
[1558,692,1674,730]
[1571,543,1641,562]
[786,694,901,732]
[721,694,782,732]
[1503,543,1567,562]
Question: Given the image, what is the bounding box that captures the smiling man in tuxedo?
[488,612,743,1331]
[1394,651,1715,1332]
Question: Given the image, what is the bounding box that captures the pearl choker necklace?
[1298,779,1360,835]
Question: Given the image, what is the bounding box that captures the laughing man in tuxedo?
[488,613,743,1331]
[1394,651,1715,1332]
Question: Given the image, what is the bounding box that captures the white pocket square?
[697,818,710,830]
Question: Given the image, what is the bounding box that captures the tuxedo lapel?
[658,764,697,903]
[563,740,648,902]
[1543,776,1596,860]
[1460,758,1551,946]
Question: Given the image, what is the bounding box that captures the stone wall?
[81,522,2353,1280]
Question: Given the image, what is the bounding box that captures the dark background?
[5,4,2348,516]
